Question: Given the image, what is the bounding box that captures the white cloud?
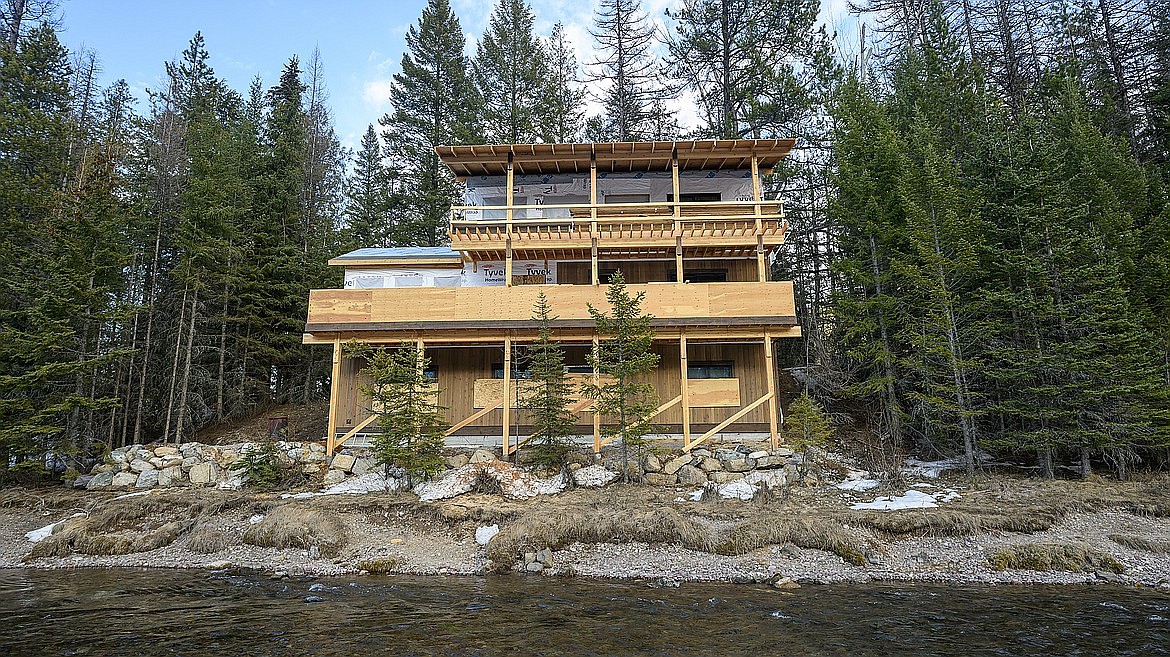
[362,79,394,110]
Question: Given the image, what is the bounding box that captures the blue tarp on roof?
[332,247,461,260]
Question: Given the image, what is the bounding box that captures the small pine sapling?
[230,438,284,489]
[581,270,660,481]
[349,341,448,485]
[784,392,834,485]
[523,293,577,470]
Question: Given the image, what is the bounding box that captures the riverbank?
[3,474,1169,588]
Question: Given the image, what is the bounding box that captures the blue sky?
[62,0,854,152]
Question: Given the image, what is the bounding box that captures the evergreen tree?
[538,22,585,143]
[522,293,576,470]
[344,123,396,247]
[381,0,477,246]
[588,0,661,141]
[473,0,546,144]
[784,392,833,483]
[349,341,448,483]
[582,270,660,480]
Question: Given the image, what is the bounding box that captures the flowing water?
[2,568,1168,656]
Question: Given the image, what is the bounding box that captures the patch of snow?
[687,489,704,501]
[111,490,152,500]
[416,461,566,502]
[475,524,500,545]
[850,488,962,511]
[281,491,317,500]
[910,482,936,489]
[718,480,758,500]
[836,478,880,492]
[572,465,618,488]
[249,514,266,525]
[25,513,85,543]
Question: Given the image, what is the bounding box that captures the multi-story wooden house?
[304,140,800,456]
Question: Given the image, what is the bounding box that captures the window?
[684,269,728,283]
[564,364,594,374]
[688,361,734,379]
[491,363,531,379]
[423,366,438,381]
[666,192,722,202]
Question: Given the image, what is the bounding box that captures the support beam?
[446,399,503,436]
[326,338,342,454]
[685,392,773,452]
[599,395,681,448]
[502,336,512,455]
[333,414,378,454]
[590,156,599,285]
[680,333,691,446]
[672,153,683,282]
[506,155,514,286]
[592,336,601,452]
[764,330,779,449]
[752,155,767,282]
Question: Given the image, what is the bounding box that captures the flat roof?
[435,139,796,177]
[328,247,463,267]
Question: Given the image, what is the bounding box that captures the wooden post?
[506,154,515,286]
[590,153,599,285]
[672,153,683,283]
[764,331,779,449]
[752,155,766,282]
[680,333,691,446]
[502,336,512,455]
[327,337,342,454]
[592,336,601,452]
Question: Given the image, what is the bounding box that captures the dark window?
[564,364,594,374]
[688,360,734,379]
[604,193,651,204]
[684,269,728,283]
[599,268,622,284]
[491,363,531,379]
[667,192,722,202]
[423,366,438,381]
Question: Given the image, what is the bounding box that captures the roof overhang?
[436,139,796,177]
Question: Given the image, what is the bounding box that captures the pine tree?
[350,341,448,483]
[538,22,586,143]
[381,0,477,246]
[784,392,833,483]
[582,270,660,480]
[523,293,576,470]
[473,0,546,144]
[588,0,661,141]
[344,123,395,247]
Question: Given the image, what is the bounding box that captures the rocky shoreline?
[4,468,1170,589]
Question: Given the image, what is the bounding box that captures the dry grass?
[356,557,399,573]
[1109,534,1170,554]
[714,517,868,565]
[486,506,715,564]
[27,518,194,559]
[186,521,234,554]
[986,543,1125,573]
[848,507,1064,537]
[0,488,90,510]
[242,505,346,557]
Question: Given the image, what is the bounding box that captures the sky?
[62,0,856,153]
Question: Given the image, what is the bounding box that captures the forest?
[0,0,1166,481]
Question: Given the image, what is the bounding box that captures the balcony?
[303,281,798,343]
[449,200,788,260]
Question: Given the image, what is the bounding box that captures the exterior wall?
[334,342,774,436]
[557,259,760,284]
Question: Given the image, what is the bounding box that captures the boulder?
[129,459,155,473]
[189,462,219,486]
[73,475,93,489]
[744,470,786,488]
[446,453,471,469]
[86,470,116,489]
[676,464,707,486]
[469,449,497,464]
[643,472,678,486]
[135,469,159,488]
[772,447,795,457]
[572,465,618,488]
[663,454,692,475]
[536,547,554,566]
[525,561,544,573]
[158,465,183,487]
[698,457,723,472]
[643,454,663,473]
[111,472,138,487]
[331,453,357,472]
[154,446,180,457]
[351,457,373,476]
[718,479,758,500]
[754,455,787,469]
[148,457,165,469]
[692,448,712,458]
[708,471,744,484]
[723,457,757,473]
[323,469,347,485]
[181,456,201,471]
[748,450,769,460]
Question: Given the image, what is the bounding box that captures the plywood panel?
[687,378,740,407]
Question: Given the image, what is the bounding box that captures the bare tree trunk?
[162,283,190,442]
[174,287,200,444]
